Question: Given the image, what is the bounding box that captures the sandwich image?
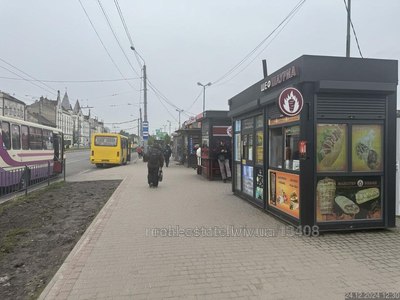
[318,125,343,168]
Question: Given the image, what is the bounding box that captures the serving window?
[269,123,300,172]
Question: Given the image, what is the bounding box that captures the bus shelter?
[228,55,398,231]
[198,110,232,180]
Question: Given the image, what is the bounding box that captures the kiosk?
[198,111,232,180]
[229,55,397,231]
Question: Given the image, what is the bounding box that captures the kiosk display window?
[235,164,241,191]
[269,128,283,168]
[284,125,300,171]
[256,130,263,165]
[255,168,264,200]
[234,133,241,161]
[352,124,383,172]
[316,124,348,172]
[243,165,254,196]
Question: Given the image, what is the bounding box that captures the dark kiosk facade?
[228,55,398,231]
[198,110,232,180]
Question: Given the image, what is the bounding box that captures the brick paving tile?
[39,160,400,300]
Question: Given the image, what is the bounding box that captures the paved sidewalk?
[39,160,400,300]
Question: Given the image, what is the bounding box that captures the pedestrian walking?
[216,141,231,183]
[196,144,202,175]
[146,144,164,187]
[163,144,172,167]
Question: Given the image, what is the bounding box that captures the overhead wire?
[214,1,305,87]
[77,0,136,90]
[0,64,56,96]
[343,0,363,58]
[210,0,306,86]
[113,0,143,69]
[0,76,140,83]
[97,0,140,77]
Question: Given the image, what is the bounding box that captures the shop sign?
[278,87,304,117]
[261,66,297,92]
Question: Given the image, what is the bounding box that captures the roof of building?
[73,100,81,114]
[0,91,26,105]
[61,91,72,110]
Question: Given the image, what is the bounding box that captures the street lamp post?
[197,82,212,112]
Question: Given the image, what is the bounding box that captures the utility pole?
[139,107,143,143]
[143,65,149,152]
[346,0,351,57]
[176,109,183,129]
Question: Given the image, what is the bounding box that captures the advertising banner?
[255,168,264,201]
[316,176,382,222]
[268,170,299,218]
[242,165,253,196]
[352,124,383,172]
[316,124,347,172]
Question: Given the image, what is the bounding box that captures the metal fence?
[0,159,65,198]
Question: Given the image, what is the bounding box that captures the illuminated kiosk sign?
[278,87,304,117]
[261,66,297,92]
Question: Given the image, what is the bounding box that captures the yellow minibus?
[90,133,130,167]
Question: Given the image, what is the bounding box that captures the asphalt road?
[65,150,139,179]
[65,150,94,178]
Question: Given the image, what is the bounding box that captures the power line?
[97,0,140,77]
[0,76,140,83]
[113,0,143,69]
[214,1,305,87]
[77,0,136,90]
[0,58,57,95]
[104,118,138,125]
[343,0,363,58]
[211,0,306,85]
[185,90,203,112]
[0,64,56,96]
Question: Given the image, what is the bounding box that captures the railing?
[0,159,65,198]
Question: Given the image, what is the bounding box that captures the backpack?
[148,149,160,167]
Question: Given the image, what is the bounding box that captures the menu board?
[352,125,383,172]
[316,176,382,222]
[268,170,299,218]
[255,168,263,200]
[242,165,253,196]
[316,124,347,172]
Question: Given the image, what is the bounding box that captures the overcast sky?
[0,0,399,134]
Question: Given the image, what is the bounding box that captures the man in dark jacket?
[163,144,172,167]
[216,141,231,183]
[146,144,164,187]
